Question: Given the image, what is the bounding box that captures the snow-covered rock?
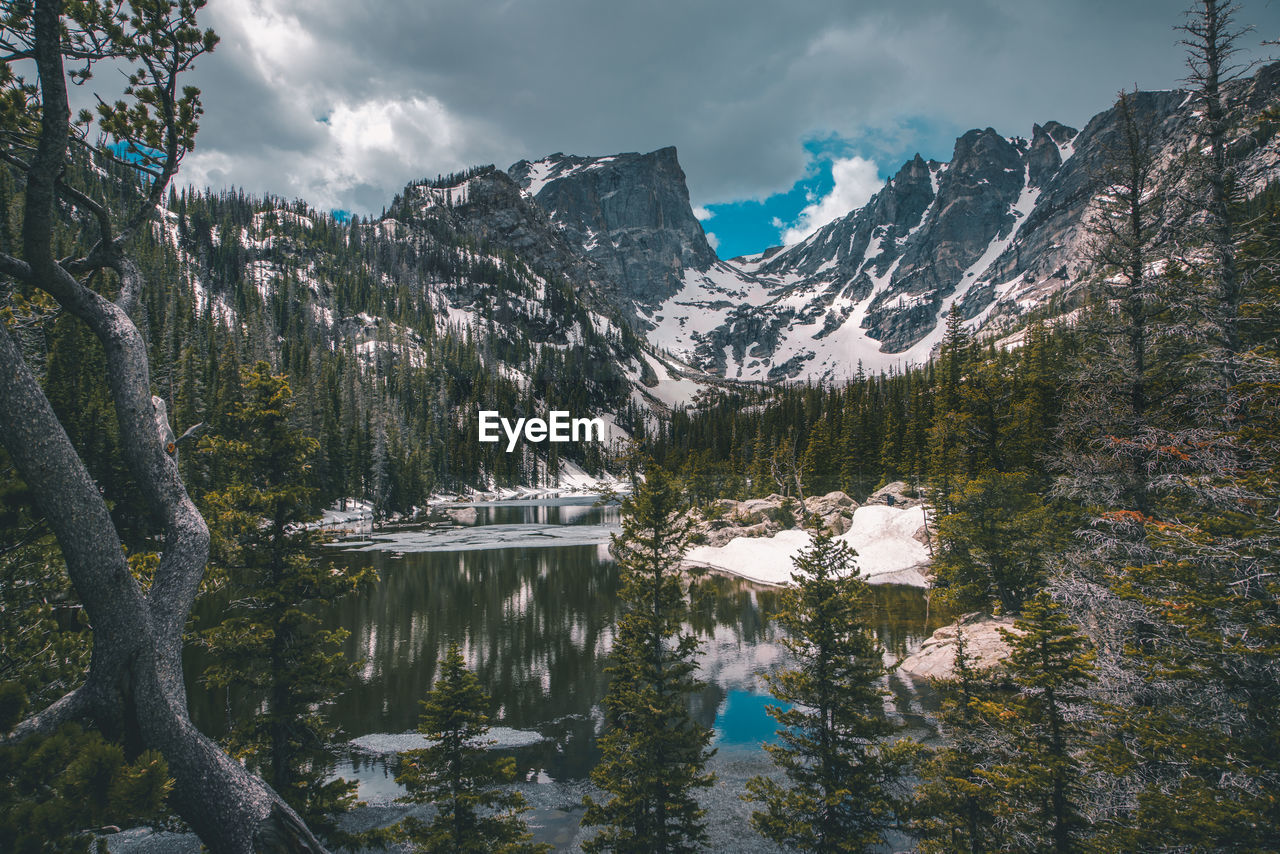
[349,727,547,755]
[684,504,931,587]
[317,499,376,531]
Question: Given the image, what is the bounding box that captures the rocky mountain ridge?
[155,62,1280,421]
[508,147,718,316]
[508,148,774,368]
[498,62,1280,383]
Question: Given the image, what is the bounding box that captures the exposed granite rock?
[510,147,719,321]
[803,491,858,533]
[688,491,856,547]
[701,521,777,548]
[899,613,1019,680]
[756,153,939,287]
[865,481,928,509]
[390,168,625,323]
[693,302,795,376]
[969,90,1185,334]
[1026,121,1069,188]
[443,506,478,525]
[864,128,1027,351]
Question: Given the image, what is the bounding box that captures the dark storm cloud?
[176,0,1280,213]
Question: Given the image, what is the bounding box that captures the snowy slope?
[603,66,1280,383]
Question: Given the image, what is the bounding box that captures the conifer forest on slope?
[1,1,1279,852]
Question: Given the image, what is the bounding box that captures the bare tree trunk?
[0,320,325,852]
[0,2,327,850]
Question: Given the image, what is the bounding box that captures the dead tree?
[0,2,325,851]
[1179,0,1251,398]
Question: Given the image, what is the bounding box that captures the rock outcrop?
[864,481,928,509]
[561,63,1280,384]
[509,147,720,320]
[510,147,772,366]
[688,491,856,547]
[898,613,1019,680]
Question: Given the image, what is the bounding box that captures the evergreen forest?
[1,1,1278,852]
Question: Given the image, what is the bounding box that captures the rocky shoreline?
[686,482,929,549]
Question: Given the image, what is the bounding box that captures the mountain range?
[501,61,1280,383]
[156,60,1280,445]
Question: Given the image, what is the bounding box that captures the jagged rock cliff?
[509,148,769,364]
[387,166,625,324]
[509,147,718,315]
[504,64,1280,383]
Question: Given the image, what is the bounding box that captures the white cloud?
[169,0,1274,244]
[180,0,514,213]
[211,0,325,88]
[183,94,512,212]
[780,156,882,245]
[693,206,714,221]
[705,231,719,250]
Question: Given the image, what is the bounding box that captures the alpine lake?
[187,496,951,852]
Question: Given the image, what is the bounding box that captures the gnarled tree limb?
[0,2,329,850]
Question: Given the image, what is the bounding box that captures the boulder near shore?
[689,490,861,548]
[898,613,1019,680]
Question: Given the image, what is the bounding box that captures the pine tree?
[750,423,773,498]
[580,465,715,854]
[800,418,835,496]
[976,593,1096,853]
[1009,321,1060,474]
[395,644,550,854]
[928,310,974,512]
[0,720,172,854]
[932,471,1058,614]
[745,525,914,853]
[911,628,997,854]
[198,362,374,836]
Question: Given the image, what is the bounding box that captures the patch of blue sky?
[104,140,163,167]
[700,118,960,260]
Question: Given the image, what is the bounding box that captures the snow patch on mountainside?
[629,352,709,408]
[644,262,773,357]
[676,158,1050,380]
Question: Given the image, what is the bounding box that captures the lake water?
[188,496,949,852]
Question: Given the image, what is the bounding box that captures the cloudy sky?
[173,0,1280,258]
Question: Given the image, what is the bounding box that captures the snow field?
[685,504,931,588]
